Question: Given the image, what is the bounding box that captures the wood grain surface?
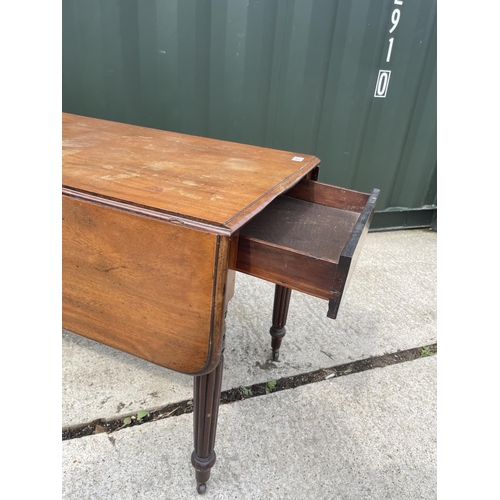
[239,196,360,263]
[285,179,369,212]
[62,195,229,375]
[234,185,373,302]
[63,113,319,231]
[235,196,352,298]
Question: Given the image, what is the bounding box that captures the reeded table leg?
[192,355,224,494]
[270,285,292,361]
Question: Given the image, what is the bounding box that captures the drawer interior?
[238,196,360,264]
[235,179,379,318]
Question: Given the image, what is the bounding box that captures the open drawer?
[235,179,379,319]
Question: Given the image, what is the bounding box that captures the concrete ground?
[62,229,437,499]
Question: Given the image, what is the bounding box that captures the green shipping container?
[62,0,437,230]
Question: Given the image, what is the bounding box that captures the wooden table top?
[63,113,320,232]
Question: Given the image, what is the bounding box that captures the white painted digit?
[386,37,394,62]
[389,9,400,33]
[377,72,388,95]
[394,0,403,5]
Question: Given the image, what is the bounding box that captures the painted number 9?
[389,9,400,33]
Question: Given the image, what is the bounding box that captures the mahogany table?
[62,113,379,493]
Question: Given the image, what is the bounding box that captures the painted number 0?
[374,70,391,98]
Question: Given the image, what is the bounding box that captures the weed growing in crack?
[420,346,431,357]
[239,386,252,397]
[122,410,150,427]
[265,379,277,394]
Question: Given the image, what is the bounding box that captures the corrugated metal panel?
[62,0,437,218]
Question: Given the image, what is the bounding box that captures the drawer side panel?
[235,237,339,300]
[285,179,369,212]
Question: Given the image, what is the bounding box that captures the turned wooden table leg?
[270,285,292,361]
[192,355,224,494]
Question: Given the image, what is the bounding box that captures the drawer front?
[235,179,379,318]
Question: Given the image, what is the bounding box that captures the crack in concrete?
[62,343,436,441]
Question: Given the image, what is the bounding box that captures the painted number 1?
[386,37,394,62]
